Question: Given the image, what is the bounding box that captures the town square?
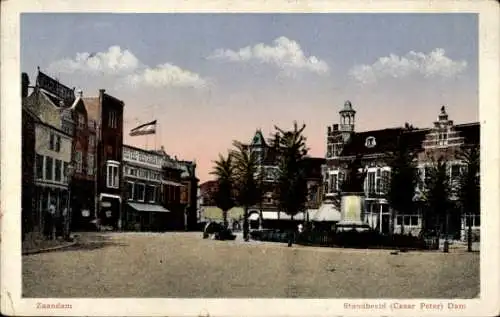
[7,9,493,314]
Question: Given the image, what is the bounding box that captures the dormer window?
[365,136,376,148]
[438,130,448,146]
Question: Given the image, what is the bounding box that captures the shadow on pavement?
[50,233,128,252]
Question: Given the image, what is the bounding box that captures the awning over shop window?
[202,206,244,221]
[261,211,306,221]
[162,180,184,187]
[127,202,170,213]
[312,203,341,222]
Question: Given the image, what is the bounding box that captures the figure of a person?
[47,201,56,240]
[62,206,70,240]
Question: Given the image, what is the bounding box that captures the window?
[381,169,391,194]
[106,162,120,188]
[49,133,61,152]
[397,215,420,227]
[77,114,85,129]
[63,162,68,182]
[56,135,61,152]
[88,119,96,130]
[36,154,44,179]
[54,159,62,182]
[465,214,480,227]
[49,133,55,150]
[87,154,94,176]
[75,151,83,173]
[127,167,137,177]
[126,182,134,200]
[146,185,156,202]
[108,111,117,128]
[367,172,376,195]
[134,183,145,201]
[62,122,73,135]
[438,131,448,146]
[450,164,462,180]
[365,136,376,148]
[45,157,53,180]
[89,135,95,150]
[139,168,148,179]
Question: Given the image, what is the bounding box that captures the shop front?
[125,202,170,231]
[98,193,121,230]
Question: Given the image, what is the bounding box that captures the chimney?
[333,124,339,131]
[327,126,332,134]
[21,73,30,98]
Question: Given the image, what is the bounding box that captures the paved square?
[22,232,479,298]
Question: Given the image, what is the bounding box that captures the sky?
[21,13,478,183]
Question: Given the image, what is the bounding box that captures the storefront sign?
[37,71,75,103]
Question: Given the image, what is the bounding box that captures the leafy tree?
[341,155,365,193]
[386,131,419,235]
[274,122,309,246]
[231,140,261,241]
[210,153,236,228]
[423,156,453,236]
[455,145,480,248]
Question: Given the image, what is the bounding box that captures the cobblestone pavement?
[22,232,480,298]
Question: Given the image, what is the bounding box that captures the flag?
[130,120,157,136]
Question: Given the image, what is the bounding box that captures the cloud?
[124,63,210,89]
[207,36,329,76]
[349,48,467,84]
[47,46,140,75]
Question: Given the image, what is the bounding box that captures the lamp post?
[65,162,75,241]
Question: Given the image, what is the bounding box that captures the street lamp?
[65,161,75,241]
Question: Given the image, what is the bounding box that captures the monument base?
[336,193,370,232]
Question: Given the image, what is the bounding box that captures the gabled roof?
[250,129,267,147]
[340,127,405,156]
[82,97,100,121]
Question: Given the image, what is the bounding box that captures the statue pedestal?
[337,193,370,232]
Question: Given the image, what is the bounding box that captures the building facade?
[122,145,170,231]
[83,89,124,229]
[22,107,37,237]
[323,101,480,239]
[22,70,76,233]
[178,160,199,230]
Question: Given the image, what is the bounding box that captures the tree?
[455,145,480,249]
[341,155,365,193]
[231,141,261,241]
[210,153,236,228]
[386,131,419,235]
[423,156,453,236]
[274,122,309,246]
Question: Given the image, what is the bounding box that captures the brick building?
[200,130,325,229]
[83,90,124,229]
[122,145,171,231]
[322,101,479,239]
[178,160,199,230]
[22,70,75,232]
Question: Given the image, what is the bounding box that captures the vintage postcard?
[1,0,499,316]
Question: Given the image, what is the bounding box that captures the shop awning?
[127,202,170,213]
[162,180,184,187]
[201,206,244,221]
[261,211,306,221]
[312,203,341,222]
